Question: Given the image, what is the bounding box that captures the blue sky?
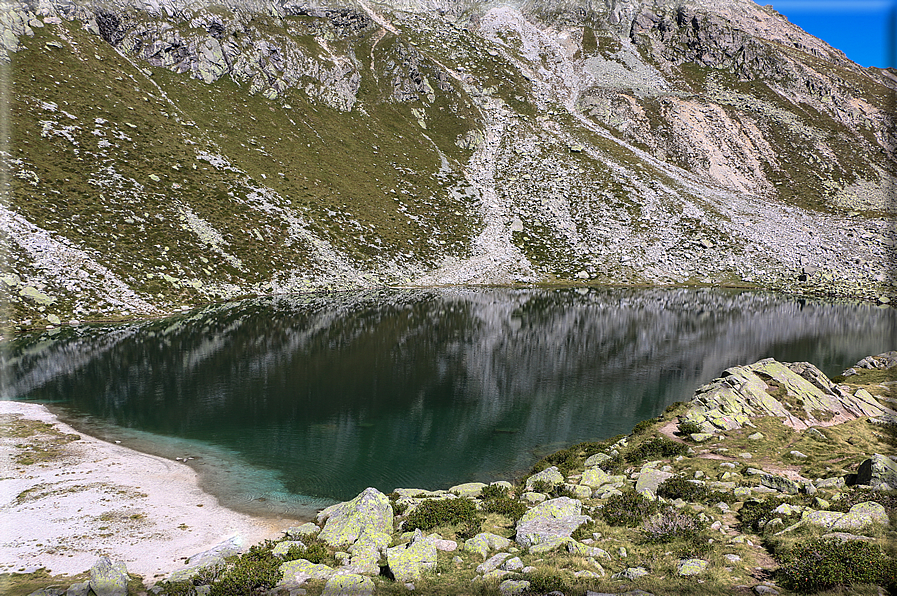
[769,1,896,68]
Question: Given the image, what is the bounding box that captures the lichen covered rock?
[386,533,437,582]
[321,573,375,596]
[89,557,128,596]
[318,487,394,548]
[515,497,590,548]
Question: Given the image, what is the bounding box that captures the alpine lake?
[3,287,895,520]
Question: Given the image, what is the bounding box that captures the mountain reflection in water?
[2,287,894,517]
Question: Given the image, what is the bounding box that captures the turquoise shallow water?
[2,287,894,518]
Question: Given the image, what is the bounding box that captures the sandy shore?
[0,401,299,582]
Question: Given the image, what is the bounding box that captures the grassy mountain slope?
[1,0,894,329]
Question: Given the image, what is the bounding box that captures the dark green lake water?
[3,287,894,519]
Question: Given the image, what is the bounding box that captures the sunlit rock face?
[2,0,895,327]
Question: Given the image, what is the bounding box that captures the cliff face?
[1,0,895,327]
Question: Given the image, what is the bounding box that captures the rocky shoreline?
[6,352,897,596]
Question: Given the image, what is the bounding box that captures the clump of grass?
[525,567,571,594]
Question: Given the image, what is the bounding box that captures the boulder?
[528,536,575,554]
[499,579,530,596]
[566,540,611,559]
[854,454,897,488]
[677,559,708,576]
[803,501,888,531]
[760,473,800,495]
[285,522,321,539]
[476,552,512,574]
[501,557,524,571]
[525,466,564,491]
[515,497,590,549]
[584,453,612,467]
[321,574,375,596]
[635,468,673,497]
[565,483,592,499]
[386,533,437,582]
[65,582,90,596]
[279,559,335,583]
[464,532,511,559]
[89,557,128,596]
[449,482,487,498]
[581,468,611,489]
[318,487,394,548]
[612,567,649,580]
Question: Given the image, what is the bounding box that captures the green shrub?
[529,479,552,494]
[532,447,580,475]
[677,421,704,436]
[155,580,195,596]
[571,520,599,541]
[828,487,897,514]
[656,476,708,502]
[632,419,656,435]
[665,401,687,414]
[642,508,705,543]
[479,484,509,500]
[482,496,528,522]
[599,491,659,527]
[624,437,688,463]
[281,536,336,566]
[391,500,409,516]
[597,453,624,474]
[777,538,892,593]
[403,497,482,538]
[551,484,577,499]
[210,543,281,596]
[737,498,804,534]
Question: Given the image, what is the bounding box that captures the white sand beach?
[0,401,299,582]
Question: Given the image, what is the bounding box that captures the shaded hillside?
[1,0,894,329]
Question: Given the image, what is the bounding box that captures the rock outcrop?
[679,358,895,433]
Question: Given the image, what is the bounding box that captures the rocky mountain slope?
[1,0,895,328]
